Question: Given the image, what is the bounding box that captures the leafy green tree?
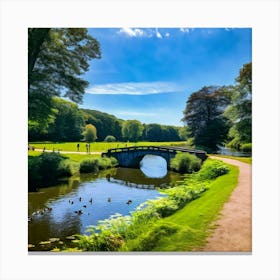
[83,124,97,143]
[145,124,162,141]
[28,28,101,129]
[47,98,84,141]
[182,86,230,152]
[82,109,122,141]
[224,62,252,149]
[122,120,144,141]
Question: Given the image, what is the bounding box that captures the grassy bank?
[211,154,252,164]
[29,141,189,153]
[58,159,238,252]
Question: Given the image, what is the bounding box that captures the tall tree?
[224,62,252,148]
[28,28,101,131]
[122,120,144,142]
[182,86,230,152]
[83,124,97,143]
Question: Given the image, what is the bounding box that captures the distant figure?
[86,143,89,153]
[89,198,93,204]
[106,174,111,182]
[77,143,80,152]
[107,197,111,202]
[43,147,46,152]
[52,147,55,152]
[79,197,82,202]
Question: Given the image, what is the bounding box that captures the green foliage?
[128,223,179,251]
[83,124,97,142]
[143,123,181,142]
[46,98,84,142]
[182,86,231,152]
[224,62,252,147]
[28,28,101,127]
[79,158,99,173]
[170,152,202,173]
[240,143,252,153]
[82,109,123,141]
[57,159,79,177]
[198,159,229,180]
[104,135,116,142]
[122,120,144,141]
[79,157,118,173]
[28,152,71,190]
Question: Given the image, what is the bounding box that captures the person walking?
[77,143,80,152]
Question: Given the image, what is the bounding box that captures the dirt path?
[202,156,252,252]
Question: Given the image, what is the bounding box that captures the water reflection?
[140,155,167,178]
[28,164,183,249]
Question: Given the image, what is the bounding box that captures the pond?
[28,155,182,250]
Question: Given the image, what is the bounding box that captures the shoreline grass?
[210,154,252,164]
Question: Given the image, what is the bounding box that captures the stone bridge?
[101,146,207,169]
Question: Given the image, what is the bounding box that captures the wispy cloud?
[117,28,165,39]
[87,81,184,95]
[180,28,190,33]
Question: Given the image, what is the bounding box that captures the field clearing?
[29,141,188,153]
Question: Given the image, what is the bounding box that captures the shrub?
[57,160,79,177]
[170,152,201,173]
[28,152,69,190]
[198,159,229,180]
[79,158,99,173]
[241,143,252,153]
[104,135,116,142]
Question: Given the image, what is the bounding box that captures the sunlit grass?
[29,141,188,153]
[210,154,252,164]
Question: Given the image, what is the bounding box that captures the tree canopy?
[122,120,144,142]
[182,86,231,152]
[83,124,97,143]
[28,28,101,130]
[224,62,252,148]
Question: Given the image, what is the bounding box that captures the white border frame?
[1,0,279,279]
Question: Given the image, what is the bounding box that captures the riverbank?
[53,158,238,252]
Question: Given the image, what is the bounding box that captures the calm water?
[28,156,182,249]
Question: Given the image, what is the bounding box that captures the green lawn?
[29,141,188,153]
[150,164,239,251]
[28,150,100,162]
[210,154,252,164]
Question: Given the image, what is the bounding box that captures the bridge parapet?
[102,146,207,169]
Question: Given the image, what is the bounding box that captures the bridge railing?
[103,145,207,156]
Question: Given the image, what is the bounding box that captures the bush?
[240,143,252,153]
[104,135,116,142]
[57,160,79,177]
[28,152,68,190]
[79,158,99,173]
[198,159,229,180]
[170,152,201,174]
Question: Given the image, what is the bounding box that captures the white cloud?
[155,28,162,39]
[180,28,190,33]
[118,28,145,37]
[87,81,184,95]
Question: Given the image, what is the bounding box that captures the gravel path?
[202,156,252,252]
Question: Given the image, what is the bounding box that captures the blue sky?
[81,28,252,126]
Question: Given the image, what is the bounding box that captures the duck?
[74,210,83,215]
[79,197,82,202]
[126,200,132,205]
[89,198,93,203]
[107,197,111,202]
[83,205,87,208]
